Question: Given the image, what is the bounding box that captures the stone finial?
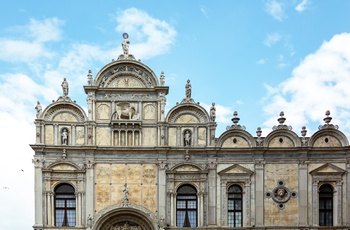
[121,33,130,56]
[323,110,332,124]
[256,127,262,137]
[231,111,240,125]
[160,71,165,86]
[301,126,307,137]
[278,111,286,124]
[87,70,93,86]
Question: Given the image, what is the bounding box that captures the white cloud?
[264,32,282,47]
[200,6,208,18]
[262,33,350,137]
[264,0,286,21]
[257,59,267,64]
[295,0,310,12]
[28,18,64,42]
[114,8,176,60]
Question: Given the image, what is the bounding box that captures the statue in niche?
[210,102,216,121]
[122,33,130,55]
[35,101,42,118]
[61,78,69,96]
[184,130,191,147]
[185,79,191,98]
[61,128,69,145]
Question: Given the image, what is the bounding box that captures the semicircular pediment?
[217,129,256,148]
[309,128,349,147]
[94,61,159,88]
[167,105,209,124]
[44,103,86,122]
[264,129,301,148]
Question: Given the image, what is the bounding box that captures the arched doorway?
[93,206,157,230]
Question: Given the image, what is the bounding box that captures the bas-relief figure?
[115,102,138,120]
[143,103,156,120]
[97,103,110,120]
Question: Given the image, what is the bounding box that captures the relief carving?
[114,102,139,120]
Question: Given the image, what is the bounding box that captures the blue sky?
[1,0,350,229]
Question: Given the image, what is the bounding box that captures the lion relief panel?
[115,102,139,120]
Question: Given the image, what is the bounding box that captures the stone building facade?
[31,34,350,230]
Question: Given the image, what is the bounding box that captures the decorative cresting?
[265,180,297,210]
[217,111,256,148]
[92,204,158,230]
[264,111,301,147]
[309,110,349,147]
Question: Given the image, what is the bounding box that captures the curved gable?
[44,103,87,122]
[167,104,209,124]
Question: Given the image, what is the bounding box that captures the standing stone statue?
[62,128,68,145]
[185,79,191,98]
[61,78,69,96]
[184,130,191,146]
[160,71,165,86]
[123,183,129,202]
[210,102,216,122]
[122,33,130,56]
[35,101,42,118]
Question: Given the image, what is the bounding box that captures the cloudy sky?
[1,0,350,229]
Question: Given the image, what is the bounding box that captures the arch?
[217,129,256,148]
[93,204,157,230]
[47,161,83,171]
[170,162,205,172]
[264,129,301,148]
[54,183,76,227]
[309,128,349,147]
[166,104,210,124]
[94,60,159,88]
[176,184,198,227]
[43,102,87,122]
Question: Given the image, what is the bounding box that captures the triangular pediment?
[310,163,345,175]
[218,164,253,176]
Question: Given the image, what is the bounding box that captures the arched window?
[319,184,333,226]
[228,185,243,227]
[55,183,76,227]
[176,185,197,227]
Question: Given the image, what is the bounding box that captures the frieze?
[98,93,157,101]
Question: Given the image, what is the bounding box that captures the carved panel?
[45,125,53,145]
[53,112,78,122]
[197,127,206,146]
[313,136,341,147]
[109,76,144,88]
[51,164,76,171]
[222,136,250,148]
[97,103,110,120]
[175,114,199,124]
[143,103,156,120]
[76,126,84,145]
[96,127,111,146]
[142,128,156,146]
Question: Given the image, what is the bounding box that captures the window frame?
[176,184,198,228]
[227,184,243,227]
[54,183,76,227]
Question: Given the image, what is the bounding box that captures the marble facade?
[31,35,350,230]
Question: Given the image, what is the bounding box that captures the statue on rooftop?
[185,79,191,98]
[122,33,130,56]
[61,78,69,96]
[210,102,216,122]
[35,101,42,118]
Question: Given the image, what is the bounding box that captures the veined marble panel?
[96,127,111,146]
[45,125,53,145]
